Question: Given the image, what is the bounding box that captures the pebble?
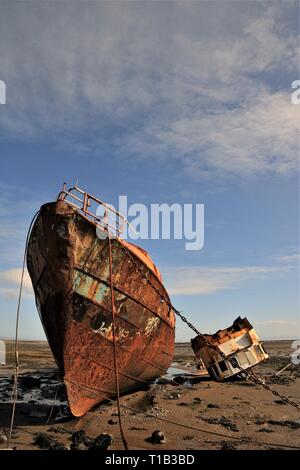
[70,430,92,449]
[220,441,236,451]
[193,397,202,403]
[0,434,7,443]
[108,419,118,425]
[168,393,181,400]
[150,430,166,444]
[89,433,114,451]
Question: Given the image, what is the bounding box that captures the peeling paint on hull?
[27,200,175,417]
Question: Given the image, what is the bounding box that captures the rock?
[70,430,93,450]
[255,419,267,425]
[89,433,114,451]
[207,403,219,409]
[130,427,147,431]
[150,430,166,444]
[108,419,117,425]
[220,441,236,451]
[33,432,53,449]
[33,432,67,450]
[268,419,300,430]
[219,417,239,432]
[0,433,7,443]
[202,416,239,432]
[50,441,68,450]
[193,397,202,403]
[168,393,181,400]
[70,441,87,451]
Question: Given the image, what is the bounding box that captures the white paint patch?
[144,317,160,336]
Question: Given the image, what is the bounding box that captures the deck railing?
[57,183,127,237]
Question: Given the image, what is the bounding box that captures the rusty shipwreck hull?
[27,199,175,417]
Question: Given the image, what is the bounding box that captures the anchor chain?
[117,239,300,410]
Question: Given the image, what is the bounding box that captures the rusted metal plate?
[27,200,175,416]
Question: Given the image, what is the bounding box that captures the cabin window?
[245,350,257,365]
[229,357,239,369]
[211,364,219,377]
[237,351,248,366]
[218,360,228,372]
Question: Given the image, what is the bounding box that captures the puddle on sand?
[164,366,195,379]
[155,364,208,386]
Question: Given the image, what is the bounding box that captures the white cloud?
[0,268,33,299]
[130,90,299,178]
[0,183,50,266]
[255,320,290,326]
[0,1,298,178]
[273,253,300,263]
[2,253,297,300]
[163,258,296,296]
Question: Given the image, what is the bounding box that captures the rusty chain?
[117,239,300,410]
[173,309,300,410]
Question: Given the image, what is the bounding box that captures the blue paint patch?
[95,283,108,303]
[73,268,108,302]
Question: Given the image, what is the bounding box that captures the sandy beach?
[0,339,299,450]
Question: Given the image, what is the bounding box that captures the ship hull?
[27,200,175,416]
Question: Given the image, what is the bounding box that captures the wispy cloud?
[3,252,297,300]
[273,253,300,263]
[128,90,299,178]
[0,1,298,179]
[255,320,290,326]
[163,254,298,296]
[0,268,33,299]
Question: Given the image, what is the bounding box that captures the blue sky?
[0,0,299,341]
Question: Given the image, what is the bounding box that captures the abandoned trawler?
[27,184,175,417]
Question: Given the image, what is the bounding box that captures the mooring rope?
[7,211,40,449]
[108,234,129,450]
[45,382,62,426]
[63,376,300,450]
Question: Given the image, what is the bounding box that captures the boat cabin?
[191,317,268,381]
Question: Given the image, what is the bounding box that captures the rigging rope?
[7,211,40,449]
[7,200,298,452]
[45,383,62,426]
[108,234,129,450]
[64,376,300,450]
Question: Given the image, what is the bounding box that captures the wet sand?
[0,340,299,450]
